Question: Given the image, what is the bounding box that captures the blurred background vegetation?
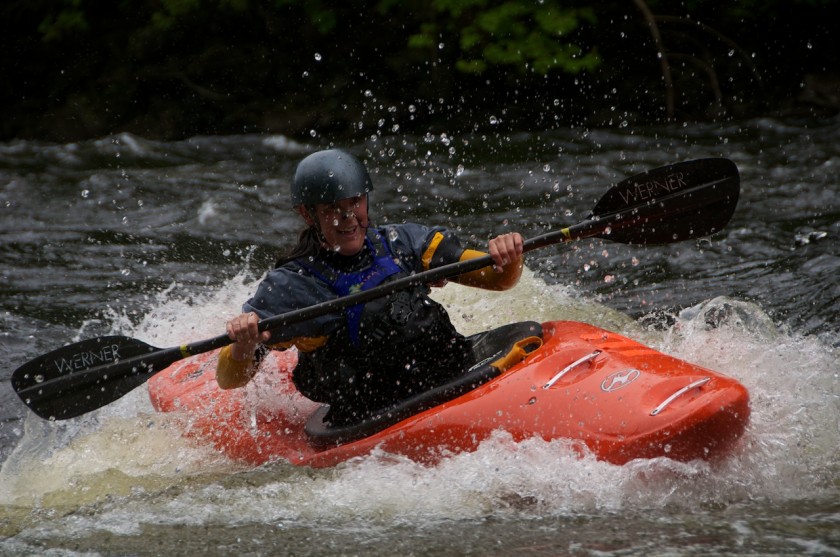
[2,0,837,141]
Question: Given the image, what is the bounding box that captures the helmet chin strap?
[358,194,371,229]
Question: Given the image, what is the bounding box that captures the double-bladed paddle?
[11,157,739,420]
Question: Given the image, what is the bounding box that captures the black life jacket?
[292,228,470,421]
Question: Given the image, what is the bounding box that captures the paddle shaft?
[12,157,740,419]
[17,171,722,404]
[195,173,723,352]
[16,227,566,404]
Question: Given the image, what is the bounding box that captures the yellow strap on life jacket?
[421,231,446,270]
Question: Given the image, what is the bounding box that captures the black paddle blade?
[10,158,740,422]
[592,158,740,244]
[11,335,175,420]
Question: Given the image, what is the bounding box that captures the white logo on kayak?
[601,369,641,392]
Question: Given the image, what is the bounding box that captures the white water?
[1,266,838,552]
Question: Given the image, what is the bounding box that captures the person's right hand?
[488,232,524,272]
[225,312,271,360]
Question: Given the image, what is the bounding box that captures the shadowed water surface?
[0,118,838,556]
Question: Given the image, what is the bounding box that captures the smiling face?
[299,195,369,256]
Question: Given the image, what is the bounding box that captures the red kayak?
[148,321,749,468]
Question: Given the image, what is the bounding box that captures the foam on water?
[1,267,838,542]
[659,297,840,496]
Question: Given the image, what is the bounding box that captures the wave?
[1,269,837,534]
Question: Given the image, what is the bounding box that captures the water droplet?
[81,189,90,198]
[489,115,499,125]
[314,53,322,61]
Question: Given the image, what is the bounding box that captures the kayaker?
[217,148,524,425]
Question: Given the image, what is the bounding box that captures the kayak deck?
[148,321,749,467]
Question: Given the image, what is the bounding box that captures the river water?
[0,118,838,556]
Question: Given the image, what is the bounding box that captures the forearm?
[216,345,258,389]
[451,249,523,291]
[215,335,329,390]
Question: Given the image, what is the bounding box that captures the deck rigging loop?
[650,377,712,416]
[542,350,602,389]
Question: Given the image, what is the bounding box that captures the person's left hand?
[488,232,524,272]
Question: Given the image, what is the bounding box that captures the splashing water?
[1,122,838,555]
[1,271,837,546]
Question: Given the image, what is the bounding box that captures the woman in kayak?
[217,148,524,425]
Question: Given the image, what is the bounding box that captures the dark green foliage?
[405,1,600,75]
[1,0,837,141]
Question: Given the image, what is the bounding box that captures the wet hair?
[275,226,322,268]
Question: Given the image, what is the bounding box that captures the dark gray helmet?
[291,149,373,207]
